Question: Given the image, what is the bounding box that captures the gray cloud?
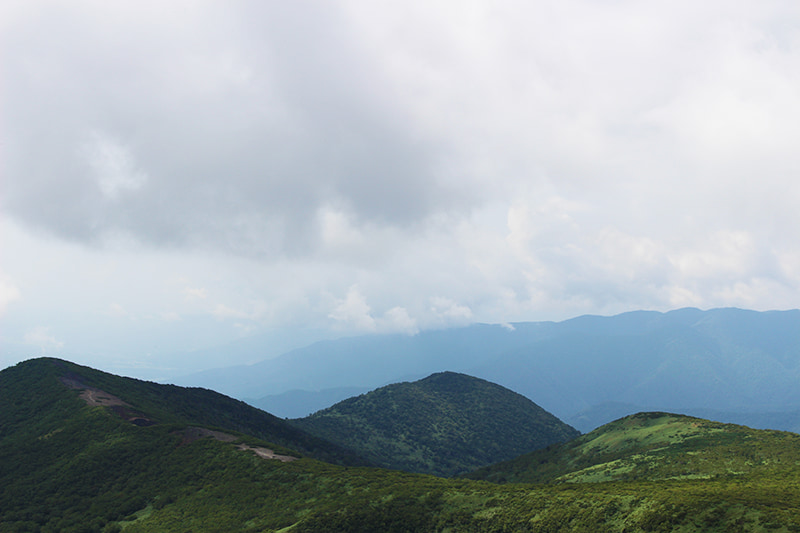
[3,1,800,374]
[3,2,468,257]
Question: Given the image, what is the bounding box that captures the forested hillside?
[4,358,800,532]
[292,372,579,476]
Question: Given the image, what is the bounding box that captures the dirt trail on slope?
[178,427,298,462]
[235,443,298,462]
[60,375,155,426]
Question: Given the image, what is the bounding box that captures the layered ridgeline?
[468,412,800,484]
[6,358,800,532]
[175,308,800,433]
[291,372,579,476]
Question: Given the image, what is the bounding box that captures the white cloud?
[430,297,473,323]
[670,231,757,279]
[24,327,64,354]
[382,306,418,335]
[319,206,364,250]
[327,289,419,334]
[82,132,149,201]
[184,287,208,300]
[234,322,258,335]
[212,304,250,320]
[0,277,21,315]
[328,286,377,332]
[108,303,127,317]
[160,311,181,322]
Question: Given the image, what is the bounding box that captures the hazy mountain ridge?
[291,372,579,476]
[172,323,533,399]
[172,308,800,432]
[247,386,370,419]
[5,358,800,531]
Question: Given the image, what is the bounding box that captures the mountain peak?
[292,371,579,477]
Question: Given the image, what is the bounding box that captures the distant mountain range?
[290,372,579,476]
[6,357,800,531]
[172,307,800,432]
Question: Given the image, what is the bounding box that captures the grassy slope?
[467,412,800,484]
[291,371,580,477]
[4,359,800,532]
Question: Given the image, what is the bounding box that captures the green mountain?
[6,357,800,532]
[467,411,800,484]
[291,372,580,476]
[1,357,366,466]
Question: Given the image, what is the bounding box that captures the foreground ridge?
[3,357,800,531]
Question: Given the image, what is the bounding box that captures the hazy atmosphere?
[2,1,800,378]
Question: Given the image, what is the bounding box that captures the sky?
[2,1,800,379]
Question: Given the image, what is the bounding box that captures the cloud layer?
[3,1,800,373]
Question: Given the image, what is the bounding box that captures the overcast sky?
[2,1,800,378]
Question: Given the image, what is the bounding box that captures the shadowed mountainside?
[291,372,580,476]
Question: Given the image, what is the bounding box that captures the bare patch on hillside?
[236,443,298,462]
[60,375,155,426]
[176,427,298,462]
[178,426,238,445]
